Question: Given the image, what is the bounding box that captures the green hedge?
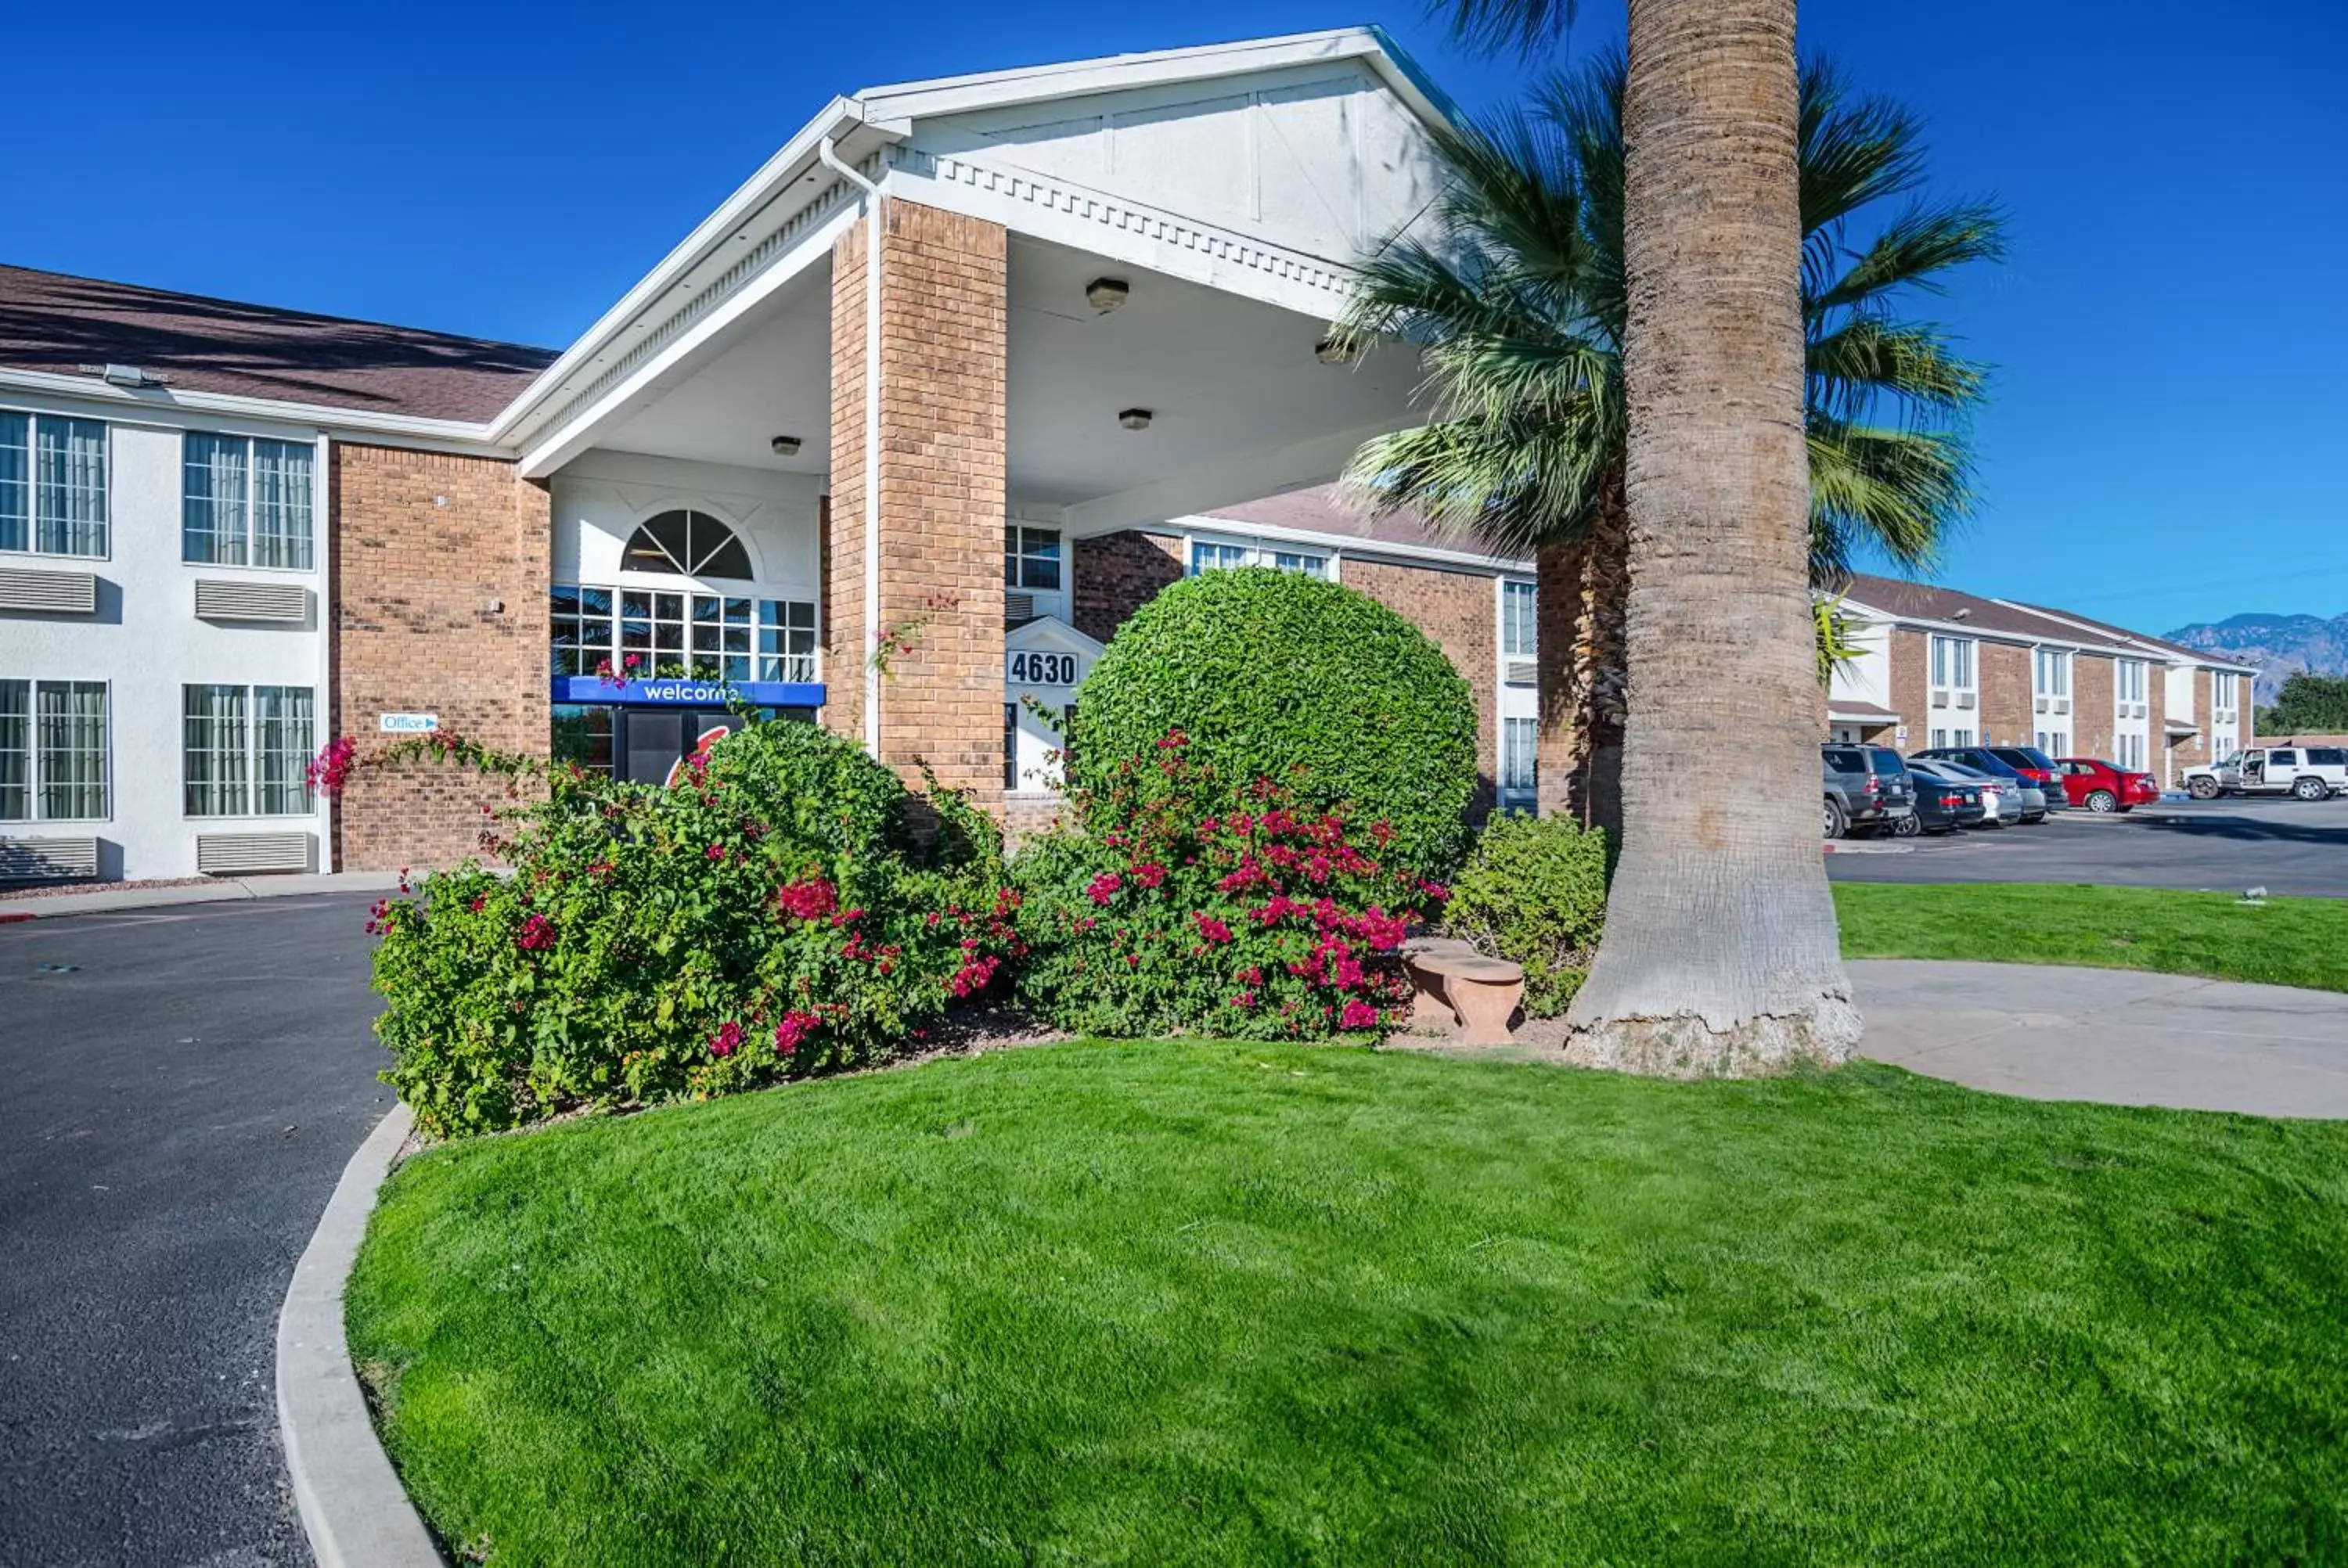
[1071,568,1480,879]
[1440,813,1611,1016]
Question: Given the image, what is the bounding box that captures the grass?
[348,1041,2348,1564]
[1835,880,2348,993]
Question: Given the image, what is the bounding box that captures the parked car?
[1821,743,1916,838]
[2182,746,2348,801]
[1908,757,2021,827]
[1912,746,2054,822]
[2054,757,2162,814]
[1903,764,1989,833]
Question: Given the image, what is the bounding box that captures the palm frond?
[1810,203,2006,315]
[1808,317,1988,424]
[1807,418,1973,577]
[1435,0,1579,58]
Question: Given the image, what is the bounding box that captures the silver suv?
[2184,746,2348,801]
[1822,744,1917,838]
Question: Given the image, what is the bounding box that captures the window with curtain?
[255,687,315,814]
[1502,717,1538,798]
[1501,581,1537,657]
[1188,540,1249,575]
[183,685,252,816]
[0,680,29,819]
[0,411,108,557]
[33,682,109,818]
[184,433,313,567]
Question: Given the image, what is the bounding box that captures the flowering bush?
[1013,733,1443,1039]
[370,720,1018,1138]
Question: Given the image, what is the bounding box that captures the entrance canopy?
[492,27,1454,529]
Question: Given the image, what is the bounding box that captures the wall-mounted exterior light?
[1086,278,1131,314]
[770,435,803,458]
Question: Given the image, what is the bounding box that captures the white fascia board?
[1006,614,1108,658]
[0,367,505,453]
[854,27,1454,138]
[490,99,877,444]
[1172,511,1532,575]
[1989,599,2257,674]
[516,200,861,480]
[1057,418,1414,539]
[1835,594,2129,656]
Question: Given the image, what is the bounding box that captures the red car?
[2054,757,2162,814]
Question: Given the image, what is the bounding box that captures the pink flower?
[1086,872,1123,906]
[516,914,556,951]
[709,1021,744,1058]
[772,1010,821,1056]
[304,735,358,798]
[1192,912,1233,945]
[1340,1000,1379,1030]
[705,843,727,861]
[949,953,1002,998]
[1128,861,1167,890]
[775,878,838,921]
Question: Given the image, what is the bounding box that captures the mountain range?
[2164,611,2348,705]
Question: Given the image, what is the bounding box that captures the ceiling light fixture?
[770,435,803,458]
[1313,336,1356,365]
[1118,408,1154,431]
[1085,277,1131,314]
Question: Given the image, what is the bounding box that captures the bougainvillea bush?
[369,721,1018,1138]
[1014,733,1446,1040]
[1068,568,1480,881]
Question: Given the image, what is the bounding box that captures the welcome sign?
[551,676,827,708]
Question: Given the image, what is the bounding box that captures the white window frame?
[2210,671,2240,728]
[1500,715,1538,807]
[0,678,112,822]
[551,583,819,685]
[182,430,317,570]
[0,408,110,560]
[182,684,317,818]
[1929,635,1978,711]
[1183,531,1338,581]
[1004,524,1064,592]
[1500,579,1537,659]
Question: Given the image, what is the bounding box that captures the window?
[1501,581,1537,658]
[1928,728,1948,750]
[551,705,614,777]
[1501,717,1537,801]
[1930,635,1975,690]
[2116,658,2148,705]
[182,685,314,816]
[1269,550,1328,577]
[0,680,108,820]
[2035,730,2069,755]
[2212,672,2241,721]
[182,433,314,567]
[1004,526,1062,592]
[2116,733,2146,771]
[552,587,816,682]
[621,510,752,579]
[1187,540,1250,575]
[0,411,108,556]
[1004,703,1020,792]
[2033,647,2069,699]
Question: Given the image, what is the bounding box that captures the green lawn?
[349,1041,2348,1563]
[1835,880,2348,993]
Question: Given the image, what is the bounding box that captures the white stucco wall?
[549,449,823,601]
[0,390,330,881]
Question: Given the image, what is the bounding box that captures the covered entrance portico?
[486,29,1453,806]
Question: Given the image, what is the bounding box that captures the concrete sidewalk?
[1852,958,2348,1118]
[0,870,402,920]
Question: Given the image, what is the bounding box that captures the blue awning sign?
[550,676,826,708]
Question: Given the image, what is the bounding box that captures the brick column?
[329,444,549,871]
[826,199,1009,802]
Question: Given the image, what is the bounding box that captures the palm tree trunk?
[1536,473,1628,835]
[1563,0,1860,1074]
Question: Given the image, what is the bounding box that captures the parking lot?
[1826,794,2348,897]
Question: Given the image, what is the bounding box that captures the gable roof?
[1199,485,1532,566]
[0,264,556,424]
[1841,572,2259,671]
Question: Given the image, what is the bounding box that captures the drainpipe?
[819,132,884,756]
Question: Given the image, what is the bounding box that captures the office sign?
[379,713,440,733]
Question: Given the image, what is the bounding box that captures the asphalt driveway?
[1827,794,2348,897]
[0,894,387,1568]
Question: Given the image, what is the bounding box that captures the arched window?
[622,509,753,579]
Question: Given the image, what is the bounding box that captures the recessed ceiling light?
[1118,408,1153,431]
[1086,277,1131,314]
[771,434,803,458]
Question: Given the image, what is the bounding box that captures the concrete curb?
[0,871,403,920]
[275,1102,445,1568]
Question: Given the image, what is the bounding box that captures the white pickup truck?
[2184,746,2348,801]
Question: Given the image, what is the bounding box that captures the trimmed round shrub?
[1071,568,1480,879]
[369,721,1017,1138]
[1439,813,1611,1016]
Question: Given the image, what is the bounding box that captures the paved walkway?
[1852,959,2348,1118]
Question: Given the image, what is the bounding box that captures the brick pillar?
[329,444,549,872]
[826,199,1009,803]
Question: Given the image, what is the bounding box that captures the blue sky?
[8,0,2343,633]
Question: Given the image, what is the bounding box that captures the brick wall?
[1071,530,1183,645]
[2073,653,2115,759]
[1887,628,1929,746]
[330,443,549,872]
[1979,641,2030,747]
[826,199,1009,802]
[1341,558,1500,818]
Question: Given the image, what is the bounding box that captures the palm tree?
[1336,52,1998,833]
[1349,0,1989,1072]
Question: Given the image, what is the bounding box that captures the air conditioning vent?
[194,579,310,624]
[196,831,315,875]
[1930,689,1950,709]
[0,836,100,881]
[0,567,99,615]
[1504,658,1538,687]
[1003,592,1035,628]
[2033,696,2049,713]
[2055,698,2071,715]
[1956,692,1977,710]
